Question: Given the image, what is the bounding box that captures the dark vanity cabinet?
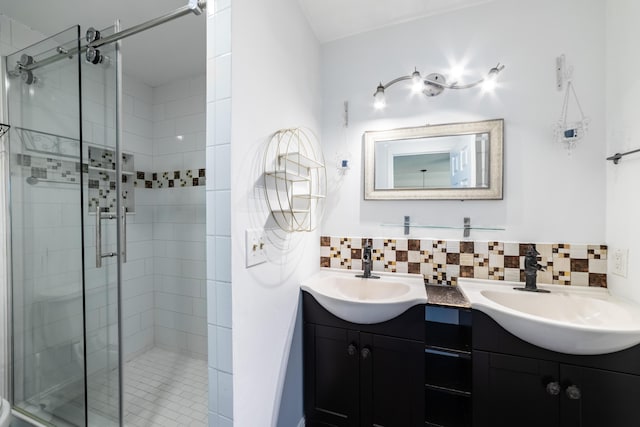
[424,305,473,427]
[473,310,640,427]
[303,292,425,427]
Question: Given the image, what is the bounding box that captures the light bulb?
[373,84,386,109]
[482,63,503,92]
[411,69,423,93]
[482,78,497,92]
[449,65,465,83]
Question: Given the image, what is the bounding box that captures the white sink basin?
[301,268,427,324]
[458,278,640,355]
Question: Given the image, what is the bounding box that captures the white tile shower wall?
[0,14,47,56]
[81,68,156,370]
[152,75,207,359]
[207,0,233,424]
[120,76,155,359]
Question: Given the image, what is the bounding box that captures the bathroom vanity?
[301,279,472,427]
[302,292,425,426]
[302,272,640,427]
[473,311,640,427]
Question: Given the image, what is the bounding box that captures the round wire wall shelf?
[263,128,326,232]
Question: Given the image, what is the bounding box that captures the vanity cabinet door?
[560,364,640,427]
[304,324,360,427]
[473,351,560,427]
[360,333,425,427]
[304,324,424,427]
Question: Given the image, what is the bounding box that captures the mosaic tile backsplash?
[320,236,608,287]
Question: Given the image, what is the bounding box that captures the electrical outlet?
[245,228,267,268]
[612,248,628,278]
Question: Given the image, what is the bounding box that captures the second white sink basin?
[301,269,427,324]
[459,278,640,355]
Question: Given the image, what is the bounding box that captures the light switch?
[245,228,267,268]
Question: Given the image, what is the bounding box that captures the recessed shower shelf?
[89,166,134,176]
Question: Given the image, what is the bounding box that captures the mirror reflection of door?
[377,133,490,190]
[392,153,450,188]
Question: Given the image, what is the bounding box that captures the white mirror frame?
[364,119,504,200]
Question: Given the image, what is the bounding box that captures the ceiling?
[0,0,205,87]
[297,0,496,43]
[0,0,492,86]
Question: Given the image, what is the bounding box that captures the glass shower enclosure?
[5,24,123,426]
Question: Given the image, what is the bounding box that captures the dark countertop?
[425,284,471,309]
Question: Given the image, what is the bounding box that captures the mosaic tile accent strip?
[16,149,203,216]
[320,236,608,287]
[134,168,206,189]
[16,154,83,184]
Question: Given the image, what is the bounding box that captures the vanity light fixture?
[373,63,505,109]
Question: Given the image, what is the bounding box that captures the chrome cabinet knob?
[566,385,582,400]
[361,347,371,359]
[347,343,357,357]
[546,381,561,396]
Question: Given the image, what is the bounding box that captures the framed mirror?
[364,119,503,200]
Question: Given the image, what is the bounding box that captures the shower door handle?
[96,205,102,268]
[121,206,127,263]
[95,204,117,268]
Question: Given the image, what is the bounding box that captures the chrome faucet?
[356,240,380,279]
[515,244,549,293]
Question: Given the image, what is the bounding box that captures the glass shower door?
[5,24,123,426]
[7,26,87,426]
[80,24,123,427]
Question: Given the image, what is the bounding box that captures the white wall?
[231,0,321,425]
[321,0,606,244]
[605,0,640,302]
[151,75,207,359]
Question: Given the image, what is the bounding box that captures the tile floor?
[123,348,208,427]
[15,347,207,426]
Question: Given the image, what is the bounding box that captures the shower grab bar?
[95,207,117,268]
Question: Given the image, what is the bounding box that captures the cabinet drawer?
[425,306,472,354]
[425,350,471,395]
[425,388,471,427]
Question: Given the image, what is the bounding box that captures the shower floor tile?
[124,347,208,427]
